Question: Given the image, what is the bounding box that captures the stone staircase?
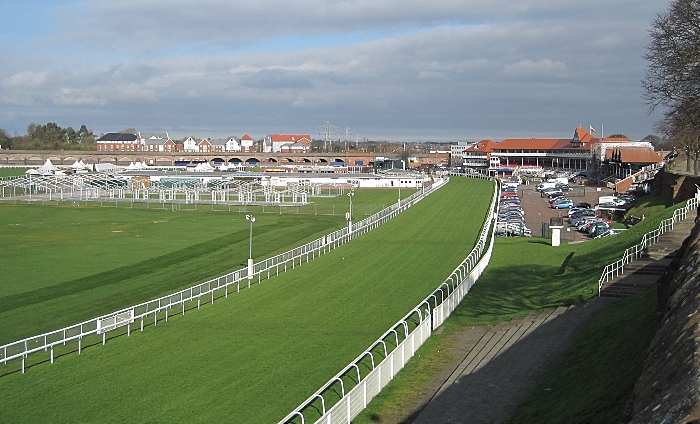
[599,217,696,298]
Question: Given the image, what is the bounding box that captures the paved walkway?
[405,214,695,424]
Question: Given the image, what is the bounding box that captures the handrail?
[597,189,700,295]
[1,178,448,370]
[278,173,498,423]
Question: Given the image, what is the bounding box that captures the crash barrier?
[0,179,447,373]
[598,189,700,295]
[279,175,499,423]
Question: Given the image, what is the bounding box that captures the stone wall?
[655,168,700,203]
[627,215,700,423]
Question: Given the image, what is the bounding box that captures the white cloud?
[0,0,673,141]
[2,71,47,89]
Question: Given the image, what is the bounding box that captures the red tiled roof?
[606,147,663,164]
[270,134,311,144]
[241,134,253,140]
[462,127,631,154]
[463,139,496,153]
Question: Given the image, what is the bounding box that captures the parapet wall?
[627,213,700,423]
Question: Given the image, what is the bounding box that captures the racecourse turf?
[0,177,493,423]
[0,188,406,345]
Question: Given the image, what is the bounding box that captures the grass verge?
[354,193,684,423]
[505,287,658,424]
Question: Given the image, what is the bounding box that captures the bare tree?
[643,0,700,174]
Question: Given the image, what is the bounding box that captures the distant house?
[96,132,142,152]
[198,138,213,153]
[263,134,311,153]
[182,137,198,152]
[240,134,255,152]
[281,141,310,153]
[225,137,241,152]
[142,133,176,152]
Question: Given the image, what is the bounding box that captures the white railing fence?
[0,179,448,373]
[279,175,499,424]
[598,189,700,295]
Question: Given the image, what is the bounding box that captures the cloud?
[501,59,569,78]
[2,71,47,89]
[0,0,672,141]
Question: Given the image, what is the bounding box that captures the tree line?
[0,123,96,151]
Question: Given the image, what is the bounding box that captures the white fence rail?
[1,179,448,373]
[598,189,700,295]
[279,174,498,424]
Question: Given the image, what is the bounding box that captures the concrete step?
[599,215,695,298]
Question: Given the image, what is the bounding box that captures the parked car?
[545,190,564,199]
[554,183,570,191]
[589,222,612,237]
[501,192,519,199]
[569,209,596,224]
[551,198,574,209]
[594,228,620,238]
[548,195,568,204]
[575,202,592,209]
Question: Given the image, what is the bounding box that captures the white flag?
[589,125,596,133]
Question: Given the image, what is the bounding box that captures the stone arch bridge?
[0,151,447,167]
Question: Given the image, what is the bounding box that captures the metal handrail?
[598,190,699,295]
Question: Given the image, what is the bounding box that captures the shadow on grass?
[557,252,575,275]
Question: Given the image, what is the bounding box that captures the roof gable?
[98,133,138,142]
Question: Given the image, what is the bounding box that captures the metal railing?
[279,175,499,424]
[0,179,448,373]
[598,189,700,295]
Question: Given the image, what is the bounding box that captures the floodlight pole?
[246,214,255,280]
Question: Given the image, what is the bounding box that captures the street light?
[245,214,255,281]
[347,190,354,234]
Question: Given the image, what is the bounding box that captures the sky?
[0,0,672,142]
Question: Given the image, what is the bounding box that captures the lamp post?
[245,214,255,281]
[347,190,354,234]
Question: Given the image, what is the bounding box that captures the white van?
[536,182,556,192]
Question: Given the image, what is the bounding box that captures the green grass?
[0,168,27,177]
[504,287,658,424]
[0,178,494,423]
[354,195,686,424]
[0,189,412,344]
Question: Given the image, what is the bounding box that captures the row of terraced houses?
[96,133,312,154]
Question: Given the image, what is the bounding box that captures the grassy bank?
[354,194,685,423]
[505,287,658,424]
